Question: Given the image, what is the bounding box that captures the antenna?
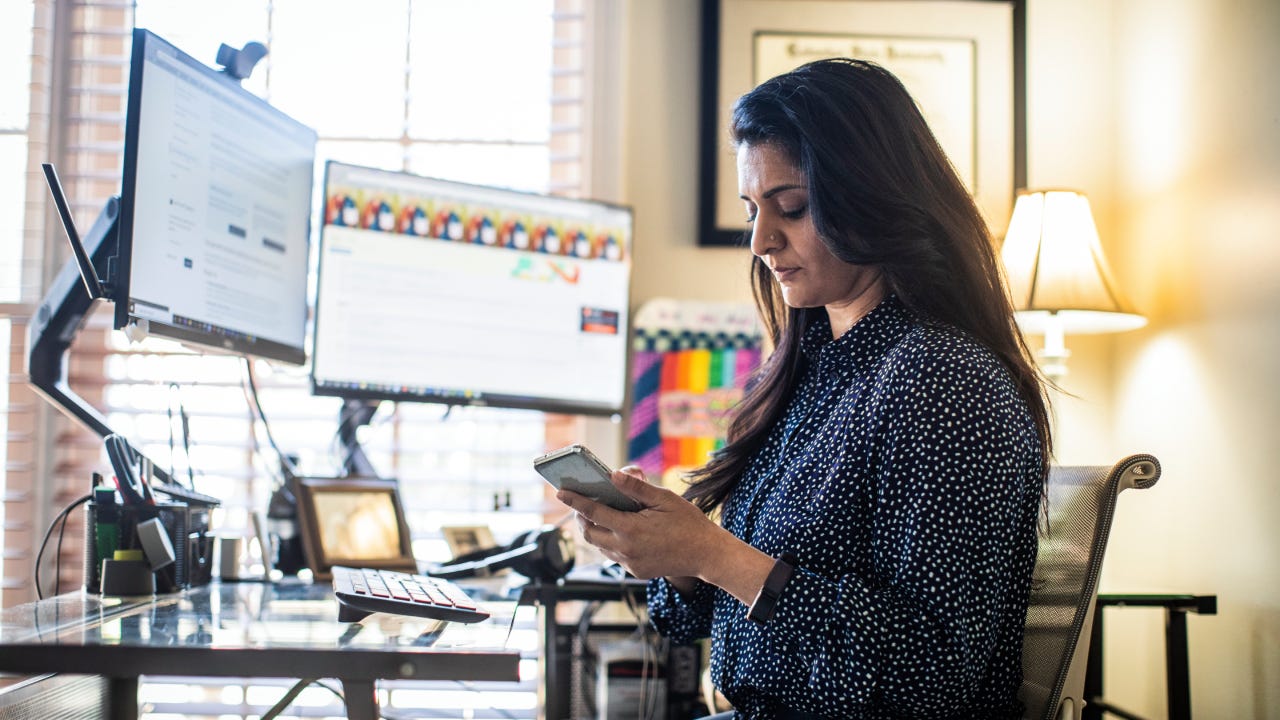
[41,162,109,301]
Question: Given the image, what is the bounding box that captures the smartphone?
[534,444,642,512]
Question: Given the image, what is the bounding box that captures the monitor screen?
[312,161,633,415]
[114,28,317,365]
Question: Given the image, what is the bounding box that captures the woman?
[556,58,1052,719]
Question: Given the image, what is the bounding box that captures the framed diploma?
[698,0,1026,246]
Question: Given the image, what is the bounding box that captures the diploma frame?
[697,0,1027,247]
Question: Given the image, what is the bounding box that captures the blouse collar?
[800,294,914,374]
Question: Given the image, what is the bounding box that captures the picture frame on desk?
[697,0,1027,246]
[292,476,417,581]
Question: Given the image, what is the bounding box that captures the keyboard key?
[387,581,412,601]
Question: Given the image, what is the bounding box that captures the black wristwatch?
[747,552,798,624]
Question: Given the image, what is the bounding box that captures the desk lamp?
[1000,189,1147,378]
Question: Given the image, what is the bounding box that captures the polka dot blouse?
[647,295,1043,719]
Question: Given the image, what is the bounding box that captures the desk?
[1084,593,1218,720]
[0,580,521,720]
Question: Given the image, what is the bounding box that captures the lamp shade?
[1001,189,1147,335]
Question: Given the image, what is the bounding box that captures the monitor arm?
[25,191,179,487]
[26,195,121,439]
[28,167,184,489]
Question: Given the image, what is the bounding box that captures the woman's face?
[737,142,880,319]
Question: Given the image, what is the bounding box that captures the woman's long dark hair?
[684,58,1052,513]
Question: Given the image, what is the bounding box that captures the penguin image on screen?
[327,194,359,227]
[599,232,623,261]
[432,209,464,241]
[398,204,429,236]
[533,224,560,254]
[362,198,395,232]
[566,227,592,258]
[466,214,497,245]
[500,218,530,250]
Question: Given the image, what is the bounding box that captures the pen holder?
[84,500,196,594]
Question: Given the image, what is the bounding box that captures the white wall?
[621,0,754,310]
[1103,0,1280,715]
[1035,0,1280,714]
[619,1,1280,716]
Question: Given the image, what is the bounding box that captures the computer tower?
[571,630,705,720]
[595,639,667,720]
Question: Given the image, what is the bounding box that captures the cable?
[312,679,346,703]
[243,358,297,476]
[241,358,294,485]
[449,680,519,720]
[575,600,604,717]
[166,384,177,485]
[34,493,92,600]
[53,499,74,597]
[259,677,425,720]
[621,580,663,720]
[166,383,196,490]
[259,677,316,720]
[241,392,286,490]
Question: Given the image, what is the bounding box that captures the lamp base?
[1038,348,1069,381]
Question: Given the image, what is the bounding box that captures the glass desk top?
[0,579,521,683]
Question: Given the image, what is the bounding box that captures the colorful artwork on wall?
[627,299,763,490]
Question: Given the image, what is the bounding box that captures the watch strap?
[747,552,798,624]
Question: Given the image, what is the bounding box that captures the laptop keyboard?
[331,565,490,624]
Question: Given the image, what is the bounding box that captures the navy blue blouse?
[647,295,1043,719]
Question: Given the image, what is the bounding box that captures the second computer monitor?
[311,161,633,416]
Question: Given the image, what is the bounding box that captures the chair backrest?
[1019,454,1161,720]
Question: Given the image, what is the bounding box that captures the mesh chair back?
[1020,454,1161,720]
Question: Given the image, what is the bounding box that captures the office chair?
[1020,454,1161,720]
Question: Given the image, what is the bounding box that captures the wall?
[1037,0,1280,715]
[1103,0,1280,715]
[619,1,1279,716]
[621,0,754,311]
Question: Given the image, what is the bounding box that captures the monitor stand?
[27,164,193,490]
[337,398,380,478]
[27,164,120,439]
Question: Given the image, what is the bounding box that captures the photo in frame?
[697,0,1027,247]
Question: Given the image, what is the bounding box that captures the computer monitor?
[311,161,633,415]
[114,28,317,365]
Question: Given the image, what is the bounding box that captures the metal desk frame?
[1084,593,1218,720]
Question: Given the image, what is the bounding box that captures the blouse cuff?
[647,576,714,642]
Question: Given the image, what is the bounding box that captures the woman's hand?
[556,466,718,581]
[557,466,775,606]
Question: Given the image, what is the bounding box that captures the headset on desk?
[430,525,575,582]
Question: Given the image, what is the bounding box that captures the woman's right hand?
[558,467,776,606]
[557,466,719,581]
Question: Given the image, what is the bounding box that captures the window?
[0,0,34,600]
[2,0,617,716]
